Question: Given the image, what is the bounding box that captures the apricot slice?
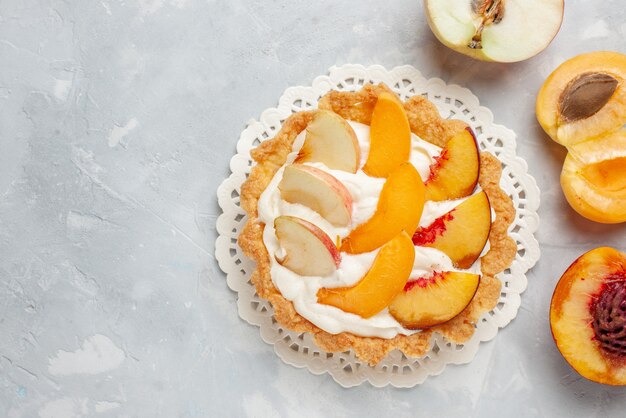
[341,162,425,254]
[561,129,626,224]
[413,191,491,269]
[317,231,414,318]
[362,92,411,178]
[279,164,353,227]
[536,51,626,147]
[389,271,480,329]
[425,127,480,201]
[550,247,626,385]
[295,110,361,173]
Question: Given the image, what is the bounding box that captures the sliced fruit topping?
[550,247,626,385]
[279,164,352,227]
[317,231,414,318]
[295,110,361,173]
[341,162,425,254]
[536,51,626,147]
[413,191,491,269]
[274,216,341,277]
[425,127,480,201]
[560,129,626,224]
[389,271,480,329]
[424,0,564,63]
[362,92,411,178]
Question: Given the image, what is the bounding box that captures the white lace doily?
[216,64,540,388]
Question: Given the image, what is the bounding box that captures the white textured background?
[1,0,626,417]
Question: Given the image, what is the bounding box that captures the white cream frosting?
[257,121,482,339]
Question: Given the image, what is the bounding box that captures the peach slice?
[341,162,425,254]
[279,164,352,227]
[425,127,480,201]
[413,191,491,269]
[295,110,361,173]
[536,51,626,147]
[550,247,626,385]
[362,92,411,178]
[389,271,480,329]
[317,231,414,318]
[560,129,626,224]
[274,216,341,276]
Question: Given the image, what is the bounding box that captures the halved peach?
[412,191,491,269]
[389,271,480,329]
[550,247,626,385]
[536,51,626,147]
[424,127,480,201]
[295,110,361,173]
[362,92,411,178]
[560,129,626,224]
[317,231,414,318]
[341,162,425,254]
[279,164,352,227]
[274,216,341,277]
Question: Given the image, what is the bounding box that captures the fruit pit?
[558,72,619,123]
[469,0,505,49]
[591,275,626,357]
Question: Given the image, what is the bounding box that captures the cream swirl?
[257,121,481,338]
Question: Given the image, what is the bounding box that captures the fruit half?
[550,247,626,385]
[341,162,425,254]
[274,216,341,277]
[424,0,564,63]
[413,191,491,269]
[362,92,411,178]
[536,51,626,147]
[425,127,480,201]
[317,231,414,318]
[279,164,353,227]
[295,110,361,173]
[561,129,626,224]
[389,271,480,329]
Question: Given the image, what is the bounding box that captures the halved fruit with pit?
[317,231,414,318]
[362,92,411,178]
[424,0,564,63]
[536,51,626,147]
[295,110,361,173]
[561,129,626,224]
[425,127,480,201]
[550,247,626,385]
[279,164,353,227]
[274,216,341,277]
[389,271,480,329]
[341,162,425,254]
[413,191,491,269]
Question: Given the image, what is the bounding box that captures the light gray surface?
[1,0,626,416]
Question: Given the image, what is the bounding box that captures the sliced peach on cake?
[424,127,480,201]
[413,191,491,269]
[341,162,425,254]
[560,129,626,224]
[274,216,341,277]
[536,51,626,147]
[295,110,361,173]
[550,247,626,385]
[362,92,411,178]
[389,271,480,329]
[279,164,352,227]
[317,231,414,318]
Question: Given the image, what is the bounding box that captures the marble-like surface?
[1,0,626,416]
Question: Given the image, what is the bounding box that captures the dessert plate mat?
[216,64,540,387]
